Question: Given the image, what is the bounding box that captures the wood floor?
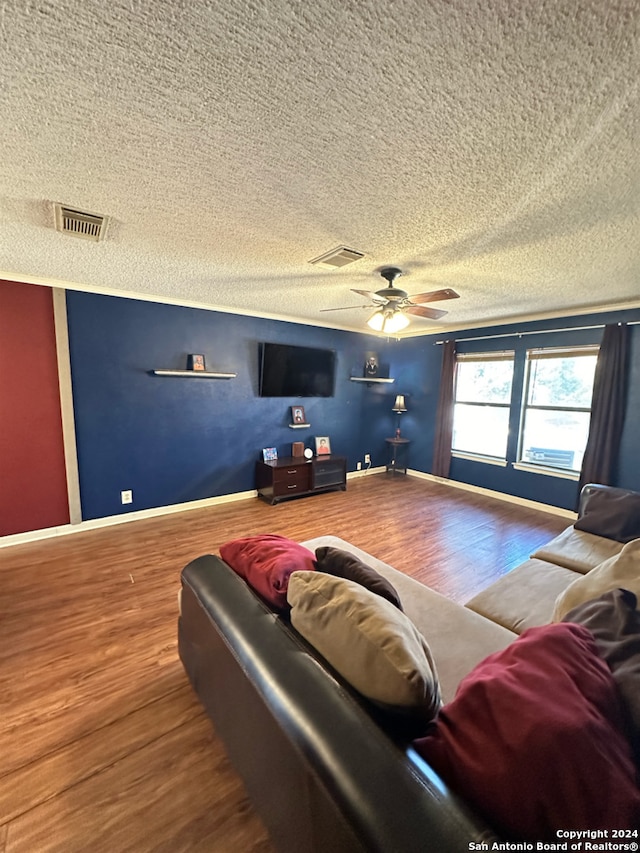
[0,475,568,852]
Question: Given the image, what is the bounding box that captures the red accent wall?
[0,280,70,535]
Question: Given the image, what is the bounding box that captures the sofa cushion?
[219,534,316,610]
[552,539,640,622]
[287,571,442,720]
[301,536,517,702]
[465,558,577,634]
[562,588,640,760]
[532,525,623,574]
[413,623,640,840]
[315,545,403,609]
[575,487,640,542]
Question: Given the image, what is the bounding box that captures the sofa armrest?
[179,554,494,852]
[577,483,640,542]
[578,483,636,517]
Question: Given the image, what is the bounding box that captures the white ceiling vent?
[54,203,108,242]
[309,246,365,267]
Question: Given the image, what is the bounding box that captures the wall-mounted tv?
[259,342,336,397]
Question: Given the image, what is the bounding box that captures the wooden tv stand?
[256,455,347,505]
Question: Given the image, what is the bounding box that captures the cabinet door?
[312,457,346,489]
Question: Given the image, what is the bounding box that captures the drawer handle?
[287,469,297,474]
[287,484,297,489]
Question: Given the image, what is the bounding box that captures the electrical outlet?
[356,461,362,470]
[121,489,133,505]
[364,453,370,464]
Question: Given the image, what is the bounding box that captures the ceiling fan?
[322,267,460,333]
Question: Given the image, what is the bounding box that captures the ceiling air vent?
[309,246,365,268]
[54,204,108,242]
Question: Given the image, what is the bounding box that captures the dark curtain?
[578,323,629,494]
[432,340,457,478]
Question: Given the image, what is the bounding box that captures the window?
[518,346,599,472]
[452,352,515,460]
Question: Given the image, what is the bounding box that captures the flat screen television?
[259,342,336,397]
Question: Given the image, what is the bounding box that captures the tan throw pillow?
[287,571,441,719]
[552,539,640,622]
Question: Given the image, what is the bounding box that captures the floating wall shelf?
[349,376,395,384]
[151,369,236,379]
[288,423,311,429]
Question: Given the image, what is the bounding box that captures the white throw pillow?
[552,538,640,622]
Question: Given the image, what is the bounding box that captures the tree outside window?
[518,347,599,472]
[452,352,515,460]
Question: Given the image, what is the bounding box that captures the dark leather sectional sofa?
[178,483,640,851]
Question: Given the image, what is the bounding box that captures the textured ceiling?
[1,0,639,336]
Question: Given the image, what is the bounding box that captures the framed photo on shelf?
[363,351,379,377]
[291,405,306,424]
[188,354,206,371]
[315,436,331,455]
[262,447,278,462]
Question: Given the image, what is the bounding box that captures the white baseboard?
[2,473,381,547]
[0,468,576,549]
[407,469,577,519]
[346,465,386,479]
[0,489,258,549]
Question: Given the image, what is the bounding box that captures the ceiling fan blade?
[406,288,460,304]
[405,305,448,320]
[319,305,371,312]
[350,288,387,303]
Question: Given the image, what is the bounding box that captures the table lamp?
[392,394,408,437]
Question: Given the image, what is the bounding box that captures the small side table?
[385,437,410,475]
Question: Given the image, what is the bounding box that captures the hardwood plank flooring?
[0,683,199,824]
[0,474,568,851]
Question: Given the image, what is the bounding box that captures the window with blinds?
[452,351,515,460]
[518,346,599,472]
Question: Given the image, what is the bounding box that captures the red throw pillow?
[413,623,640,840]
[219,534,316,610]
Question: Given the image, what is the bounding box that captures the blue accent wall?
[65,289,640,521]
[618,325,640,491]
[360,335,443,473]
[66,291,399,520]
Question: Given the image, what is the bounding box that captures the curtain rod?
[434,320,640,345]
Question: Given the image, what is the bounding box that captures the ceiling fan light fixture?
[366,309,410,334]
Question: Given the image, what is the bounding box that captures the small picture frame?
[188,354,206,372]
[363,351,379,378]
[315,436,331,455]
[291,405,306,424]
[262,447,278,462]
